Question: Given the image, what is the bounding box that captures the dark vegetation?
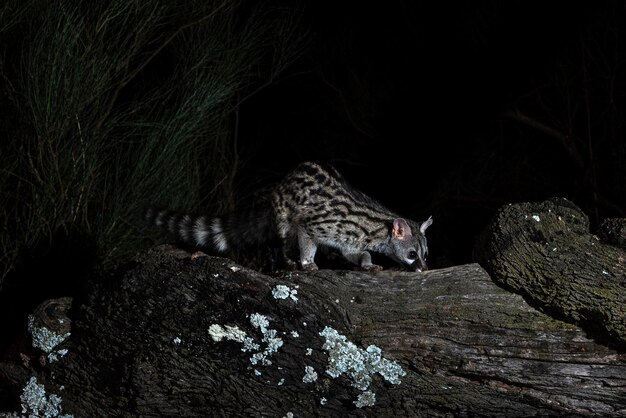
[1,0,625,363]
[0,0,305,349]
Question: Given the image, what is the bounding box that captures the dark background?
[234,0,626,266]
[1,0,625,361]
[1,2,626,413]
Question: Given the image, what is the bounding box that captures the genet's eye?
[408,250,418,260]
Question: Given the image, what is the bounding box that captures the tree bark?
[1,241,625,417]
[475,197,626,349]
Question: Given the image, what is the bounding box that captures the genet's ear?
[392,218,412,240]
[420,216,433,234]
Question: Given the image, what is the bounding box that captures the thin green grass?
[0,0,305,285]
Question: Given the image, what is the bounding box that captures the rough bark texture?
[599,218,626,250]
[475,198,626,349]
[1,243,625,417]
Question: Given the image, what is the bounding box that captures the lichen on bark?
[476,197,626,348]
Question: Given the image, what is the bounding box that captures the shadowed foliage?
[0,0,305,286]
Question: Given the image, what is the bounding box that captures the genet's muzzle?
[410,260,428,272]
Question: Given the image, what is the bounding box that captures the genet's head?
[389,217,432,272]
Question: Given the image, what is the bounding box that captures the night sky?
[231,1,626,267]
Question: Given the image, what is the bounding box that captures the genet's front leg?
[341,249,383,272]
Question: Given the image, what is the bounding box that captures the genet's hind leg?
[341,249,383,272]
[274,211,298,270]
[297,227,318,271]
[280,238,298,270]
[276,220,298,270]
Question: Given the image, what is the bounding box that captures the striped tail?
[144,206,274,253]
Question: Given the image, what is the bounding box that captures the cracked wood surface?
[1,244,625,416]
[476,198,626,348]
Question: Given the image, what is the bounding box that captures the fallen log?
[1,242,624,416]
[475,197,626,349]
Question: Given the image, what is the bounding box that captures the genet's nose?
[415,260,428,272]
[410,261,428,272]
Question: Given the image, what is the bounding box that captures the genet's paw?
[301,262,319,272]
[362,264,383,272]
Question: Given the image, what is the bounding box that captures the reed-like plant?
[0,0,305,285]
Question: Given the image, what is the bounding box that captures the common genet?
[145,162,433,272]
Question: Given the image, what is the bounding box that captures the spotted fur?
[145,161,432,271]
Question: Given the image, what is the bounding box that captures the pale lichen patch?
[246,313,284,368]
[272,284,299,303]
[354,391,376,408]
[319,326,407,407]
[27,315,70,363]
[302,365,318,383]
[208,324,246,343]
[4,376,74,418]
